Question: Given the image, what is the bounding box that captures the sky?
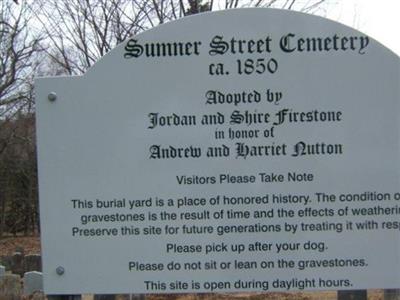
[326,0,400,55]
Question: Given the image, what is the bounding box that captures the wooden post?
[130,295,145,300]
[337,290,367,300]
[93,295,145,300]
[94,295,116,300]
[116,295,145,300]
[47,295,81,300]
[384,289,400,300]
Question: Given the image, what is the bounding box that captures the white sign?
[36,9,400,295]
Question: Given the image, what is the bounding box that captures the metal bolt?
[48,92,57,102]
[56,266,65,275]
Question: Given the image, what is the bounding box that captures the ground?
[0,236,41,256]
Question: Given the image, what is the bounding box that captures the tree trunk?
[337,290,367,300]
[384,289,400,300]
[0,188,6,238]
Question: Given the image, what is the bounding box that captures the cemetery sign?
[35,8,400,295]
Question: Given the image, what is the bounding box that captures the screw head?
[48,92,57,102]
[56,266,65,275]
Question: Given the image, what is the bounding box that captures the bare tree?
[0,113,37,238]
[0,0,41,120]
[31,0,157,75]
[31,0,328,76]
[221,0,328,13]
[0,0,41,238]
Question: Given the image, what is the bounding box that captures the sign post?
[36,8,400,296]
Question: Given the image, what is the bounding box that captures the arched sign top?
[36,7,399,295]
[85,8,398,77]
